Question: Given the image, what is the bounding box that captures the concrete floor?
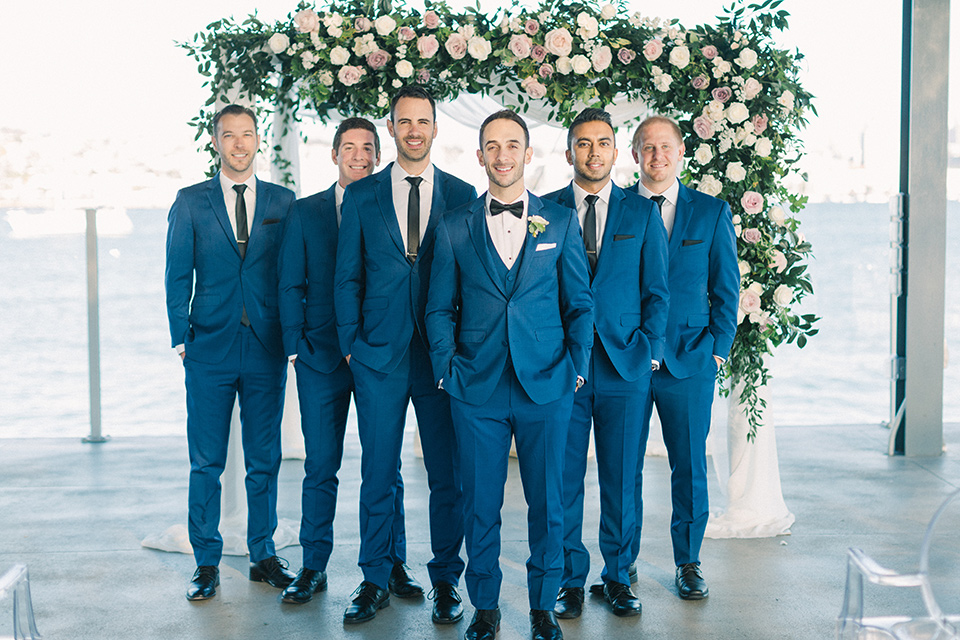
[2,422,959,640]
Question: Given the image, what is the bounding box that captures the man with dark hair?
[543,107,669,620]
[426,109,594,640]
[277,117,385,604]
[166,103,297,601]
[334,87,476,624]
[629,115,739,601]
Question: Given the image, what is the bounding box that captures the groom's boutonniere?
[528,215,548,237]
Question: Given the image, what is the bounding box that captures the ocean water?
[1,202,958,439]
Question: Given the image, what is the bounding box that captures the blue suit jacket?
[165,174,295,363]
[334,163,477,374]
[425,193,594,406]
[542,183,670,381]
[278,183,344,374]
[630,180,739,378]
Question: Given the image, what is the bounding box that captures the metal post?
[83,208,109,443]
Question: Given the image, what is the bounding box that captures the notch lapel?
[245,178,272,257]
[373,165,406,257]
[418,167,445,261]
[669,183,694,257]
[594,185,625,277]
[206,175,241,258]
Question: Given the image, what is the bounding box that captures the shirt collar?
[636,177,679,205]
[392,161,434,188]
[572,179,613,209]
[219,172,256,193]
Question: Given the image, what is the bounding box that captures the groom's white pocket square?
[535,243,557,251]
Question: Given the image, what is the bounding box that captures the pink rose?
[751,114,768,135]
[423,10,440,29]
[524,19,540,35]
[740,191,764,215]
[521,76,547,99]
[338,65,364,86]
[366,49,391,70]
[531,44,547,63]
[294,9,320,33]
[743,77,762,100]
[544,27,573,57]
[538,63,554,79]
[354,16,372,32]
[417,68,431,83]
[693,115,715,139]
[509,34,533,59]
[769,250,788,273]
[742,228,762,244]
[445,33,468,59]
[617,48,636,64]
[643,39,663,61]
[712,86,732,103]
[740,289,762,315]
[417,34,440,59]
[691,75,709,90]
[701,44,718,60]
[398,26,416,42]
[591,45,613,72]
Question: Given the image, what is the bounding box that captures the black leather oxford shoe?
[430,582,463,624]
[589,562,637,596]
[186,565,219,601]
[249,556,296,589]
[530,609,563,640]
[553,586,584,619]
[464,608,500,640]
[603,581,642,617]
[388,562,424,598]
[281,568,327,604]
[675,563,709,600]
[343,581,390,624]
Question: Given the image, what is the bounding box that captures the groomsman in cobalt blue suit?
[277,117,400,604]
[628,115,739,600]
[165,104,298,601]
[334,86,476,625]
[426,110,594,640]
[542,108,669,620]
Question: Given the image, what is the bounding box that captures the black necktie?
[583,194,598,272]
[650,194,666,212]
[406,176,422,263]
[233,184,248,259]
[490,200,524,218]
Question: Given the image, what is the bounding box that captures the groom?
[426,109,593,640]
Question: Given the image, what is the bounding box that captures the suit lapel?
[465,196,508,298]
[418,167,445,261]
[246,178,272,256]
[595,184,625,278]
[513,192,541,290]
[669,182,694,257]
[206,175,240,258]
[373,165,405,256]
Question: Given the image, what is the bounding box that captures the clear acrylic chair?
[837,488,960,639]
[0,564,42,640]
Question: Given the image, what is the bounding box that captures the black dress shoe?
[429,582,463,624]
[530,609,563,640]
[388,562,424,598]
[589,562,639,596]
[554,587,584,619]
[249,556,296,589]
[465,608,500,640]
[675,563,709,600]
[343,581,390,624]
[281,568,327,604]
[186,565,219,601]
[603,581,642,617]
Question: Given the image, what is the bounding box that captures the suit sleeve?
[557,211,594,378]
[707,200,740,359]
[640,205,670,364]
[278,204,307,358]
[334,188,363,357]
[164,189,194,348]
[424,218,459,384]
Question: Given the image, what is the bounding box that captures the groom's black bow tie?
[490,200,524,218]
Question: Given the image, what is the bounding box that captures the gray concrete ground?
[2,422,958,640]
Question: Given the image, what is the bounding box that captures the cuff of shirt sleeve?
[652,360,660,371]
[175,344,185,355]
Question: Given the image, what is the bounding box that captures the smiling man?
[334,87,476,625]
[165,104,297,601]
[425,109,593,640]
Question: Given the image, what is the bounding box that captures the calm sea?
[1,202,958,438]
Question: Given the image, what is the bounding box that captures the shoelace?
[428,585,461,602]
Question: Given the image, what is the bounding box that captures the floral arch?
[182,0,818,438]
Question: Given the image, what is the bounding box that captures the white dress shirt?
[485,191,529,269]
[572,179,613,254]
[391,162,435,249]
[335,181,345,226]
[636,178,680,240]
[219,173,257,240]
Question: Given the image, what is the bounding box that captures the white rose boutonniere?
[528,215,549,237]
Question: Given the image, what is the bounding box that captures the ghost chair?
[837,488,960,639]
[0,564,41,640]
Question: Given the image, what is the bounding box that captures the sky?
[1,0,957,204]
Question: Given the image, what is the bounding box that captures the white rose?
[713,58,732,77]
[576,13,599,39]
[726,162,746,182]
[704,100,725,122]
[268,33,290,54]
[601,4,617,20]
[330,46,350,66]
[717,131,733,153]
[571,54,591,75]
[459,24,476,40]
[778,90,795,111]
[556,56,573,74]
[318,69,334,86]
[396,60,414,78]
[732,214,741,224]
[697,175,722,196]
[768,205,786,226]
[749,282,764,295]
[668,45,690,69]
[773,285,793,307]
[754,137,773,157]
[374,15,397,36]
[377,91,389,108]
[694,143,713,165]
[738,260,751,276]
[742,77,762,100]
[735,47,758,69]
[467,36,492,61]
[653,70,672,91]
[327,25,342,38]
[725,102,749,124]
